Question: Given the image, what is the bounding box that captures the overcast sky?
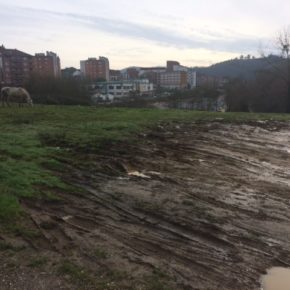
[0,0,288,69]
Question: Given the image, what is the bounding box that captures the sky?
[0,0,288,69]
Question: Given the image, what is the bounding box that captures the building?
[0,45,62,86]
[167,61,180,72]
[123,67,139,80]
[109,69,122,81]
[159,71,188,89]
[0,45,32,86]
[120,66,166,85]
[187,69,197,89]
[91,79,154,100]
[80,56,110,81]
[32,51,61,77]
[61,67,81,79]
[157,61,198,90]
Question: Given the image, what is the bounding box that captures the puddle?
[261,267,290,290]
[128,171,150,179]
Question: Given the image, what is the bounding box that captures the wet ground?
[2,120,290,289]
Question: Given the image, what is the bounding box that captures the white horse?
[1,87,33,107]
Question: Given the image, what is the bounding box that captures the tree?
[277,28,290,112]
[261,28,290,112]
[225,79,250,112]
[25,75,90,105]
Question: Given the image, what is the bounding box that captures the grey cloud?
[2,5,265,53]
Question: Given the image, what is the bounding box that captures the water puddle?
[261,267,290,290]
[128,171,150,179]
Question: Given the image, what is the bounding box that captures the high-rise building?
[0,46,62,86]
[80,56,110,81]
[32,51,61,77]
[0,45,32,86]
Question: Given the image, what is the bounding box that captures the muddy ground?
[1,120,290,290]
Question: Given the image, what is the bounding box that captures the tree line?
[226,29,290,113]
[25,74,91,105]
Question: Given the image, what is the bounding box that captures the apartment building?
[32,51,61,77]
[0,45,32,86]
[159,71,188,89]
[0,45,62,86]
[80,57,110,81]
[159,61,197,90]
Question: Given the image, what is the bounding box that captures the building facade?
[166,61,180,72]
[159,71,188,89]
[187,69,197,89]
[0,45,32,86]
[0,45,62,86]
[32,51,61,77]
[92,79,154,99]
[80,57,110,81]
[109,69,122,81]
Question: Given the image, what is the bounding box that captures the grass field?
[1,105,290,223]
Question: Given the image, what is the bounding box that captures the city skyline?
[0,0,288,69]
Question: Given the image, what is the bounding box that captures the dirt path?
[2,120,290,290]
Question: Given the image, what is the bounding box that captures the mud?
[2,120,290,289]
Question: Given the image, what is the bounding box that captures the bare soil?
[2,120,290,290]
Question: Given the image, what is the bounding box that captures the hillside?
[195,55,282,79]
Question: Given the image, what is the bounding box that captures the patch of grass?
[10,225,41,239]
[0,193,21,220]
[182,199,195,207]
[134,200,162,213]
[145,268,172,290]
[57,260,94,286]
[93,247,108,259]
[28,256,49,268]
[0,241,25,252]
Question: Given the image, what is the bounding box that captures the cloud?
[0,4,264,53]
[53,10,264,52]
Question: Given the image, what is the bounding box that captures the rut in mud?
[2,120,290,290]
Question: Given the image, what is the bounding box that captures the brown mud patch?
[2,120,290,289]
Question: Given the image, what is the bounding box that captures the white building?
[92,79,154,99]
[187,69,197,89]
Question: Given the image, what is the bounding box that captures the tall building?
[80,56,110,81]
[32,51,61,77]
[0,45,32,86]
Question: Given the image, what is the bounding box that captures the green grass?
[93,247,108,259]
[57,260,92,284]
[1,105,290,222]
[28,256,49,268]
